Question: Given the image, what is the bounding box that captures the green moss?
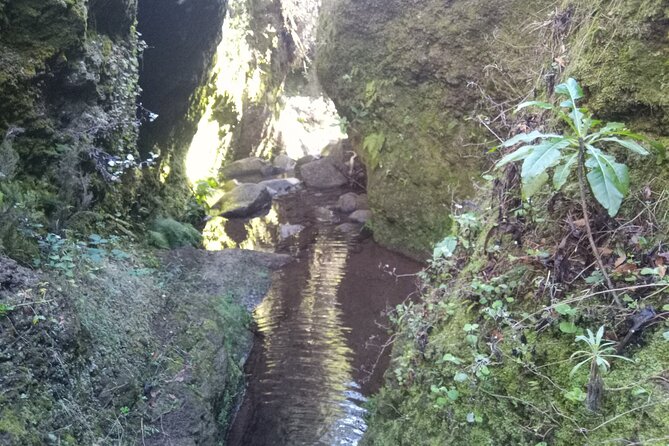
[148,218,202,249]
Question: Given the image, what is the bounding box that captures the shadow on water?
[210,187,422,445]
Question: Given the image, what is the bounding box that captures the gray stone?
[299,158,348,189]
[221,157,272,179]
[314,206,337,223]
[258,178,302,197]
[296,155,317,166]
[214,184,272,218]
[349,209,372,224]
[273,154,296,172]
[337,192,359,213]
[335,222,362,234]
[279,224,305,240]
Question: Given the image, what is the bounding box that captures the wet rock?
[314,206,337,223]
[337,192,359,213]
[349,210,372,224]
[273,154,296,172]
[214,184,272,218]
[258,178,302,197]
[335,222,363,234]
[221,157,273,180]
[300,158,348,189]
[0,256,37,291]
[279,224,305,240]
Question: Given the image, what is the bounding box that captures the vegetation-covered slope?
[318,0,669,444]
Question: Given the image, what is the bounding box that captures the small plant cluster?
[496,78,650,216]
[35,233,131,278]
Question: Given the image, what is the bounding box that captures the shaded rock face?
[0,0,141,214]
[299,158,348,188]
[137,0,226,149]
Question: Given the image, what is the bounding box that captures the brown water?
[211,187,422,446]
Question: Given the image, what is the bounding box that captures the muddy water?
[213,187,422,445]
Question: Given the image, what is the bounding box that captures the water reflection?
[216,189,422,445]
[242,231,362,445]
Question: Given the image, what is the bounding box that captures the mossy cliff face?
[317,0,669,259]
[317,0,550,259]
[0,0,141,259]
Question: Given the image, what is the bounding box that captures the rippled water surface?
[220,188,421,446]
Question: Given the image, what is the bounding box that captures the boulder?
[349,210,372,224]
[258,178,302,197]
[214,184,272,218]
[273,154,296,172]
[296,155,317,166]
[337,192,359,213]
[299,158,348,189]
[220,157,273,180]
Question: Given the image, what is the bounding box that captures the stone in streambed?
[221,157,273,180]
[258,178,302,197]
[273,154,296,172]
[349,210,372,224]
[335,222,363,234]
[214,184,272,218]
[299,158,347,189]
[337,192,359,213]
[279,224,304,240]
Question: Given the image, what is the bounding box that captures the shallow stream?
[211,186,422,445]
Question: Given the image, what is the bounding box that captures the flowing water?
[212,187,422,445]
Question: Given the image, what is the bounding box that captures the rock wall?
[317,0,669,259]
[0,0,142,260]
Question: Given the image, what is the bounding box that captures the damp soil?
[211,186,423,445]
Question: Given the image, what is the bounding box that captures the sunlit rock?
[272,154,297,172]
[258,178,302,197]
[221,157,273,180]
[214,183,272,218]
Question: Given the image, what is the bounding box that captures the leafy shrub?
[496,78,650,216]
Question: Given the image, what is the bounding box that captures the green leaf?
[586,147,629,216]
[515,101,554,112]
[433,236,458,259]
[441,354,464,365]
[553,152,577,190]
[554,303,577,316]
[521,139,570,180]
[522,171,549,199]
[447,389,460,401]
[501,130,561,148]
[555,78,584,102]
[564,387,587,402]
[363,132,386,169]
[495,144,536,168]
[559,321,578,334]
[600,137,650,156]
[454,372,469,382]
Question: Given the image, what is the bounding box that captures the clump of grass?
[148,218,201,249]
